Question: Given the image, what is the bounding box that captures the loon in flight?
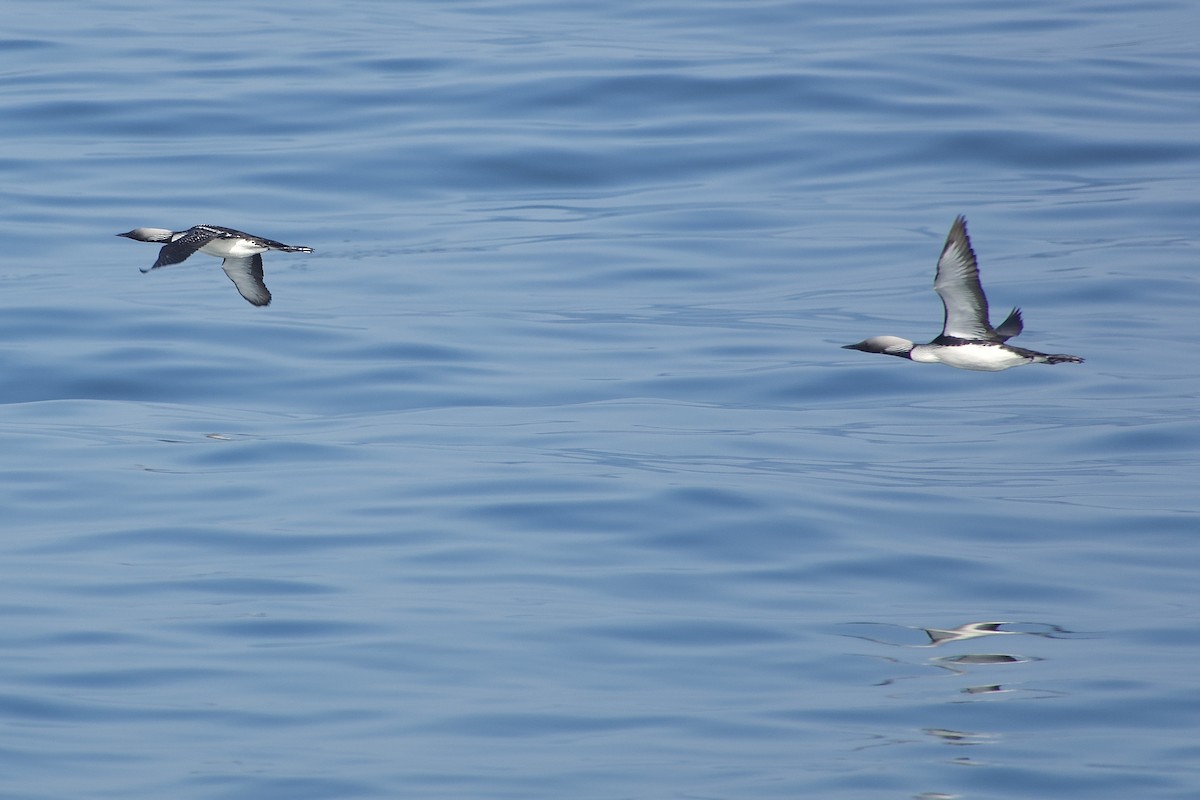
[842,216,1083,371]
[119,224,313,306]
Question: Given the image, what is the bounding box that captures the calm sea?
[2,1,1198,798]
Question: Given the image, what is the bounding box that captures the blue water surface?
[2,1,1199,798]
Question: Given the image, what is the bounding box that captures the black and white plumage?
[842,216,1083,371]
[118,224,313,306]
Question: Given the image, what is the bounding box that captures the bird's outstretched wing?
[144,228,208,272]
[993,307,1023,341]
[221,254,272,306]
[933,216,999,341]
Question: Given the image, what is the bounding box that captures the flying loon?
[118,224,313,306]
[842,216,1083,371]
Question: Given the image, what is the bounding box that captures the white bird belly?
[199,238,266,259]
[912,343,1030,371]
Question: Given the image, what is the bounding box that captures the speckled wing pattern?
[142,227,213,272]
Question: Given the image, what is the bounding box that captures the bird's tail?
[276,245,313,253]
[1043,353,1084,364]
